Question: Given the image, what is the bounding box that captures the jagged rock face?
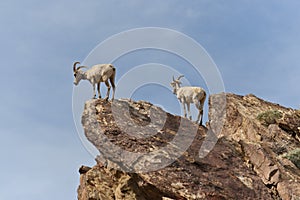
[210,93,300,200]
[78,94,300,200]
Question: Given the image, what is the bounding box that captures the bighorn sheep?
[73,61,116,100]
[170,75,206,125]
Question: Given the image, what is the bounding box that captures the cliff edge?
[77,93,300,200]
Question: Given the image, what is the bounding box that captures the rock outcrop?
[78,93,300,200]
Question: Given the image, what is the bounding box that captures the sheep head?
[170,75,184,94]
[73,61,87,85]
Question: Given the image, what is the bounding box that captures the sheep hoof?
[104,97,109,101]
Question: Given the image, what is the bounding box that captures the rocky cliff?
[77,93,300,200]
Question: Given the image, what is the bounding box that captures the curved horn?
[77,66,88,70]
[172,76,175,81]
[73,62,80,72]
[177,75,184,81]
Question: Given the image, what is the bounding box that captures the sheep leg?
[181,101,187,118]
[97,82,101,98]
[194,102,200,123]
[104,80,111,101]
[109,76,115,100]
[198,109,203,125]
[196,107,202,124]
[201,112,204,125]
[92,84,96,99]
[195,102,204,125]
[187,103,192,120]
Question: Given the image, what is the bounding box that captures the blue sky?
[1,0,300,199]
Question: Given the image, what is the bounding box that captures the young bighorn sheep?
[73,61,116,100]
[170,75,206,125]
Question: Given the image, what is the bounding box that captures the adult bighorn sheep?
[73,61,116,100]
[170,75,206,125]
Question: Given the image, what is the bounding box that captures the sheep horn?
[73,62,80,72]
[172,76,175,82]
[177,75,184,81]
[77,66,88,70]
